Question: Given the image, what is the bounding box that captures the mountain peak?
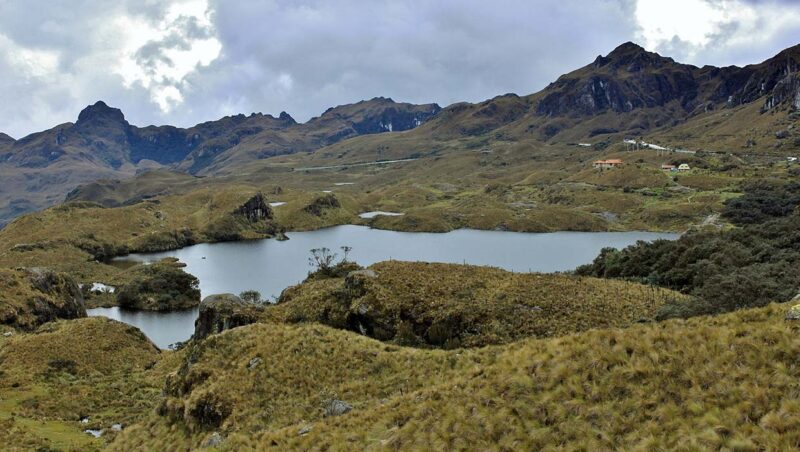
[594,41,673,70]
[608,41,646,57]
[76,101,127,126]
[278,111,296,123]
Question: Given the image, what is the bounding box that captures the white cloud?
[0,34,59,78]
[635,0,721,48]
[0,0,797,139]
[634,0,800,65]
[114,0,222,112]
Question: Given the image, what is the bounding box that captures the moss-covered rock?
[193,293,262,341]
[0,267,86,331]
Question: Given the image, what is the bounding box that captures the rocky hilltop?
[537,42,800,118]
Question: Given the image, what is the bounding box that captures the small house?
[593,159,623,169]
[678,163,691,172]
[661,164,677,172]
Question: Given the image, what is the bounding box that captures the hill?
[0,98,440,227]
[272,260,689,348]
[107,302,800,450]
[0,318,172,451]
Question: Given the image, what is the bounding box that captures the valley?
[1,39,799,451]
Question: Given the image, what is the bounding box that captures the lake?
[88,225,679,348]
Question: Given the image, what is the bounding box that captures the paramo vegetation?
[577,179,800,317]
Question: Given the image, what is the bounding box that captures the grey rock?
[248,357,263,369]
[111,423,123,431]
[298,425,313,436]
[348,269,378,279]
[201,432,223,448]
[193,294,261,341]
[323,399,353,417]
[2,332,12,337]
[785,304,800,320]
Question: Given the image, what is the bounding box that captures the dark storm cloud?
[0,0,797,138]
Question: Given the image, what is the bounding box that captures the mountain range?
[2,41,799,227]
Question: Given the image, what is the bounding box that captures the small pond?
[89,225,679,348]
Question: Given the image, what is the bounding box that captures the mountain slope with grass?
[107,303,800,451]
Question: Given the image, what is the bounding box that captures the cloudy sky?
[1,0,798,138]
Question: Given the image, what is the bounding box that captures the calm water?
[88,225,678,348]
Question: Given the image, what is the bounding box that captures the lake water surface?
[89,225,678,348]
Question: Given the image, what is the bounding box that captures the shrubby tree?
[239,290,262,304]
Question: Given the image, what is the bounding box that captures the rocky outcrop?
[536,42,800,119]
[785,304,800,320]
[0,268,86,330]
[302,193,341,216]
[193,294,261,341]
[233,193,273,222]
[763,74,800,112]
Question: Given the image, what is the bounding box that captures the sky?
[0,0,798,138]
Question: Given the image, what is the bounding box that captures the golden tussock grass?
[110,303,800,451]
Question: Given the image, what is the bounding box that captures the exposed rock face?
[193,294,261,341]
[536,42,800,119]
[233,193,273,221]
[764,74,800,112]
[25,268,86,324]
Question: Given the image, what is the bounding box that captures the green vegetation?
[116,260,200,311]
[0,268,85,331]
[273,260,688,348]
[0,318,177,451]
[578,179,800,318]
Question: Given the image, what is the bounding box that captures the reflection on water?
[88,306,199,349]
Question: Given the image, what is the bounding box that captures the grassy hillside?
[272,261,689,348]
[109,303,800,451]
[0,318,178,451]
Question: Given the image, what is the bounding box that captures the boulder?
[323,399,352,417]
[201,432,223,448]
[193,294,261,341]
[344,270,378,295]
[785,304,800,320]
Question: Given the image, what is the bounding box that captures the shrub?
[117,261,200,311]
[579,177,800,318]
